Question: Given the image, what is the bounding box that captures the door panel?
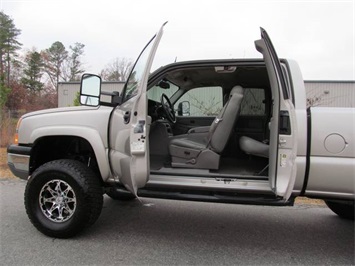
[109,24,166,195]
[275,99,298,199]
[255,28,298,200]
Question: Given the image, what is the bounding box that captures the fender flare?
[30,126,111,181]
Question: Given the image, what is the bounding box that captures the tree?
[100,57,133,81]
[62,42,85,81]
[0,75,10,109]
[42,41,68,91]
[73,91,80,106]
[5,80,27,110]
[306,90,335,107]
[0,11,22,86]
[21,50,44,92]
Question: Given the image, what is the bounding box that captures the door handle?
[123,111,131,124]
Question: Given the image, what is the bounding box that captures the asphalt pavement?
[0,178,354,265]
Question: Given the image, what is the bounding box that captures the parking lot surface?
[1,178,354,265]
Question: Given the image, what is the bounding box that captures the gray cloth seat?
[169,86,244,169]
[239,136,269,158]
[170,137,207,150]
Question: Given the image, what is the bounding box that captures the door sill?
[148,173,272,194]
[150,167,268,181]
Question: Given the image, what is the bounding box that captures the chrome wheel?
[25,160,103,238]
[39,179,77,223]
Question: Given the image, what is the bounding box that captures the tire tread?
[25,159,103,238]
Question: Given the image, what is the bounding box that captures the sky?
[1,0,354,80]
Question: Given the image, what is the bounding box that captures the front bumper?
[7,145,32,180]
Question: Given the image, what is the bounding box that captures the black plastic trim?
[137,188,295,206]
[279,110,291,135]
[300,108,312,195]
[282,59,296,105]
[7,144,32,156]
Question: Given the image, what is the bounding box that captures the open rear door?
[255,28,298,200]
[108,23,166,195]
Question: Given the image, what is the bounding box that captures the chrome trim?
[7,153,30,180]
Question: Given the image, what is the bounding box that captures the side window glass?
[240,88,266,115]
[175,86,223,116]
[122,36,156,102]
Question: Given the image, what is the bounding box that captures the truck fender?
[30,126,111,181]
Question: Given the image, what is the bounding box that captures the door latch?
[279,138,287,146]
[123,111,131,124]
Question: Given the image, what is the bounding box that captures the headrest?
[230,85,244,96]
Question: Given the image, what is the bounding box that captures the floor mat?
[150,155,170,170]
[211,157,268,176]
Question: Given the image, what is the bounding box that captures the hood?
[22,106,100,118]
[18,105,112,145]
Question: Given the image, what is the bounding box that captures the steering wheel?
[161,93,176,123]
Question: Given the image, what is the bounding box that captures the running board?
[137,188,295,207]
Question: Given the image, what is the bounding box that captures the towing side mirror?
[177,101,190,116]
[80,74,101,107]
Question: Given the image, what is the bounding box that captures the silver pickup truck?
[7,25,354,238]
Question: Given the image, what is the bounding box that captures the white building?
[58,81,125,107]
[58,80,354,108]
[304,80,354,108]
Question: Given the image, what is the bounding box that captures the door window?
[240,88,266,115]
[175,86,223,116]
[122,36,156,102]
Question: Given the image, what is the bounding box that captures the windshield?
[122,35,156,102]
[147,80,179,102]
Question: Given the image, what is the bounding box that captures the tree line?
[0,11,132,111]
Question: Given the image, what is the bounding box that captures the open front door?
[255,28,298,200]
[108,23,166,195]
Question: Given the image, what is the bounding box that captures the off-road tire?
[25,159,103,238]
[106,187,136,201]
[325,200,354,220]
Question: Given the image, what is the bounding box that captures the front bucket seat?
[169,85,244,169]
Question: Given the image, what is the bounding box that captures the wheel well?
[30,136,102,182]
